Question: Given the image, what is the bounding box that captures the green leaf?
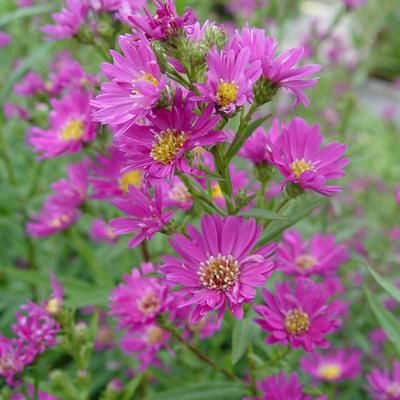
[0,5,55,27]
[151,382,247,400]
[257,193,327,247]
[175,0,187,14]
[303,385,324,396]
[231,318,253,365]
[364,262,400,304]
[364,286,400,357]
[241,208,289,221]
[122,373,144,400]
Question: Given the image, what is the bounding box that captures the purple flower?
[239,126,272,165]
[4,103,30,120]
[128,0,197,41]
[254,279,343,352]
[161,214,276,324]
[92,34,166,134]
[255,372,327,400]
[41,0,89,40]
[301,349,362,382]
[89,219,118,243]
[368,361,400,400]
[11,385,59,400]
[29,89,96,159]
[14,71,46,97]
[111,184,173,248]
[0,31,12,48]
[276,229,348,277]
[266,118,349,196]
[0,337,26,386]
[195,45,261,114]
[109,264,170,330]
[343,0,367,9]
[118,91,225,180]
[44,274,64,315]
[161,176,193,210]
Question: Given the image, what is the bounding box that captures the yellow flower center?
[217,81,238,107]
[284,308,310,335]
[198,254,239,291]
[146,326,164,345]
[119,170,142,192]
[141,73,159,87]
[150,129,187,164]
[49,214,70,228]
[290,159,314,179]
[60,119,84,141]
[169,183,192,203]
[137,292,161,316]
[46,298,61,315]
[295,254,318,270]
[317,363,342,381]
[211,183,223,199]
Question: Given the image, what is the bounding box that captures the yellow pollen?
[317,363,342,381]
[119,170,142,192]
[198,254,239,291]
[60,119,84,141]
[49,214,70,228]
[106,227,116,239]
[211,183,223,199]
[150,129,187,164]
[290,159,314,179]
[216,81,238,107]
[46,298,61,315]
[295,254,318,270]
[146,326,164,345]
[192,146,206,155]
[284,308,310,335]
[137,292,161,315]
[141,73,159,87]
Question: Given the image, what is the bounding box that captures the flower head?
[368,362,400,400]
[92,34,166,134]
[344,0,367,9]
[161,214,276,324]
[254,279,343,352]
[118,90,225,180]
[301,349,362,382]
[239,126,271,165]
[0,31,11,48]
[29,89,96,159]
[109,264,170,330]
[195,46,261,114]
[0,337,26,386]
[14,72,46,97]
[266,118,349,196]
[41,0,89,40]
[89,219,118,243]
[277,229,348,277]
[111,184,173,248]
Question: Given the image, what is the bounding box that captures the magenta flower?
[161,214,276,324]
[4,103,30,120]
[89,219,118,244]
[301,349,362,382]
[161,176,193,210]
[90,147,143,199]
[11,385,59,400]
[26,200,79,237]
[41,0,89,40]
[276,229,348,277]
[0,31,11,48]
[128,0,196,41]
[254,279,343,352]
[344,0,367,9]
[118,91,224,179]
[239,126,272,165]
[232,26,320,106]
[13,302,59,355]
[14,71,46,97]
[0,337,26,386]
[256,372,327,400]
[109,264,170,330]
[92,34,166,133]
[368,362,400,400]
[195,46,261,114]
[44,274,64,315]
[29,89,96,159]
[266,118,349,196]
[111,184,173,248]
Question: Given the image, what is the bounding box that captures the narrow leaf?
[122,373,144,400]
[242,208,289,221]
[231,318,253,365]
[0,5,55,27]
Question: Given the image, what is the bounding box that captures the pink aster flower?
[276,229,348,277]
[0,31,11,48]
[255,372,327,400]
[254,279,343,352]
[29,89,96,159]
[89,219,118,243]
[90,147,143,199]
[195,46,261,114]
[0,337,27,386]
[109,263,170,330]
[14,71,46,97]
[344,0,367,9]
[161,214,276,324]
[120,324,170,370]
[11,385,59,400]
[4,103,30,120]
[239,126,271,165]
[118,91,224,179]
[111,184,173,248]
[44,274,64,315]
[161,176,193,210]
[301,349,362,383]
[41,0,89,40]
[266,118,349,196]
[128,0,197,41]
[91,33,166,133]
[26,200,79,237]
[368,362,400,400]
